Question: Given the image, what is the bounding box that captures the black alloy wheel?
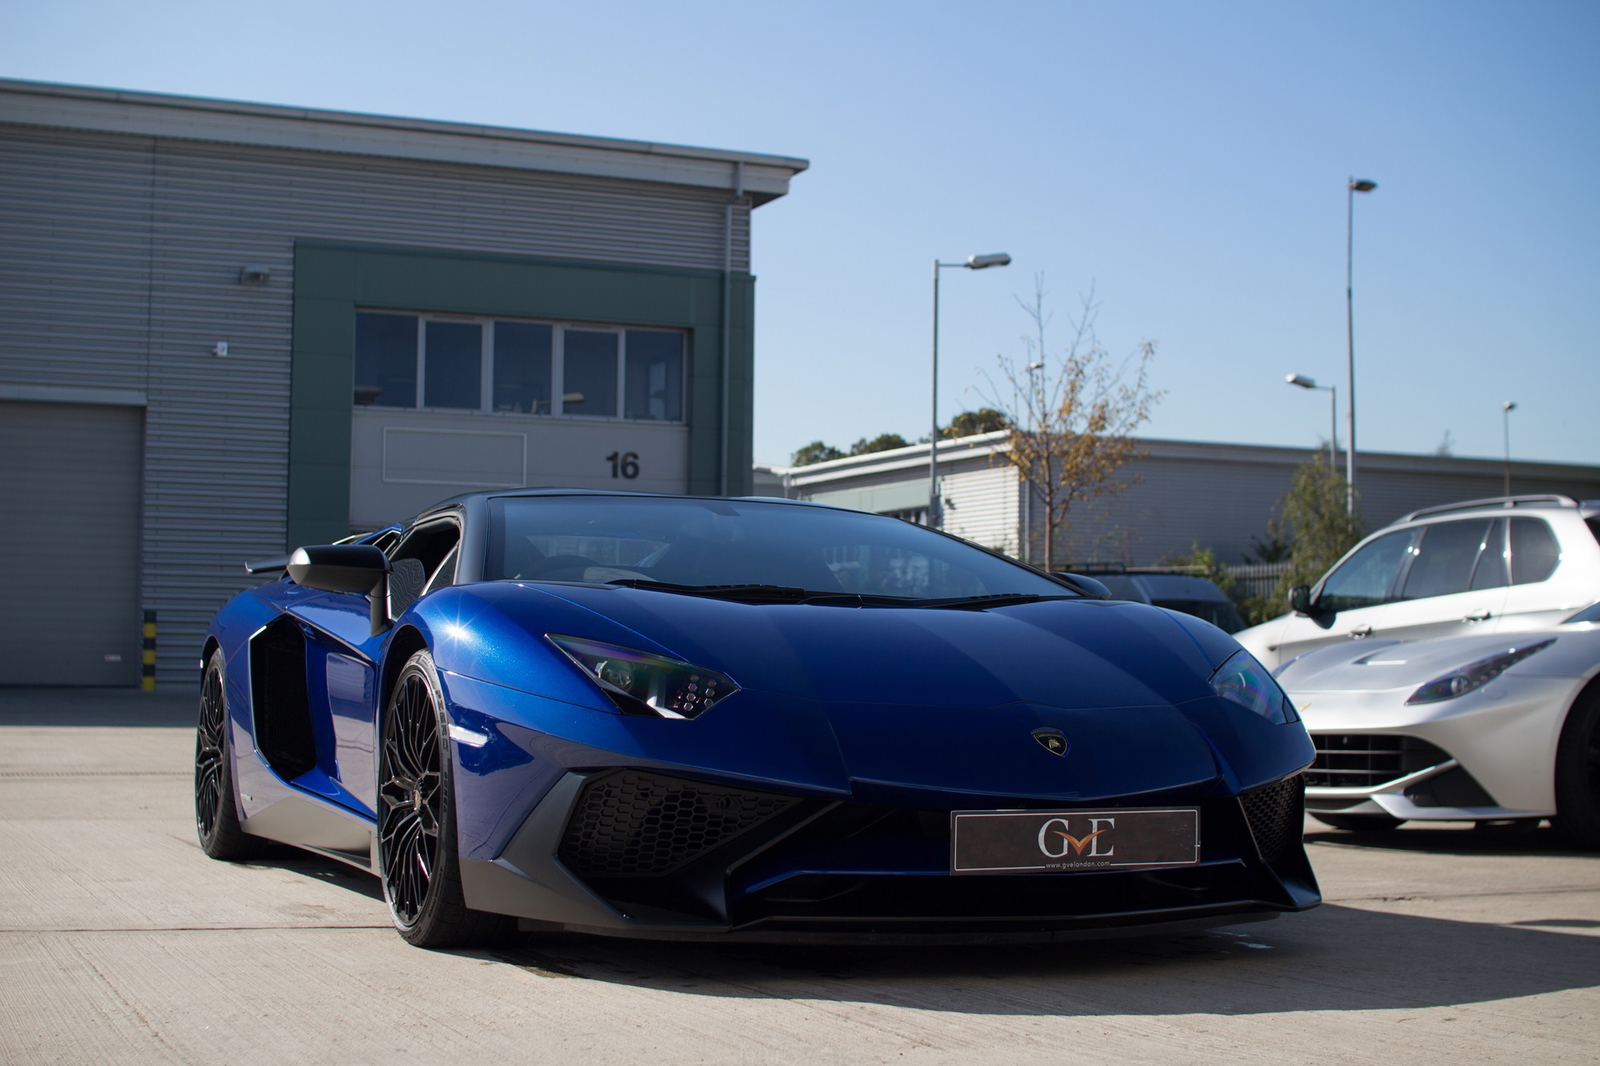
[377,649,509,947]
[1554,687,1600,849]
[195,650,263,860]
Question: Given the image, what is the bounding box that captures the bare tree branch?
[979,276,1164,571]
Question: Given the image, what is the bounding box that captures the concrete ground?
[2,687,1597,1065]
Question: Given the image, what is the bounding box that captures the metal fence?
[1227,562,1291,603]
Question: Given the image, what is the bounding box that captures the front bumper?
[459,767,1320,943]
[1295,675,1577,821]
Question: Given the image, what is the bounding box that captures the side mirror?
[1054,572,1113,600]
[1287,585,1315,616]
[287,545,393,637]
[287,544,391,593]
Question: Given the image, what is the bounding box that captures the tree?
[849,433,911,456]
[1161,543,1236,597]
[984,276,1162,571]
[1267,458,1365,609]
[792,440,844,466]
[1243,529,1292,565]
[942,408,1011,439]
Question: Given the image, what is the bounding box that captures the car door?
[1494,516,1579,634]
[286,518,462,817]
[1375,518,1509,643]
[1271,528,1415,662]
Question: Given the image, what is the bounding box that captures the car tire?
[1553,687,1600,850]
[1309,812,1405,832]
[195,650,267,860]
[378,649,511,948]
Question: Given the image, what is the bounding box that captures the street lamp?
[1285,373,1338,470]
[1345,177,1377,515]
[1502,401,1517,495]
[930,252,1011,526]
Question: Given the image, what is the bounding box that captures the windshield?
[485,496,1070,601]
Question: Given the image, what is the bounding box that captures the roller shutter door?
[0,400,143,685]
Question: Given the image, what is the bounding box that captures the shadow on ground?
[238,850,386,903]
[0,687,195,728]
[477,902,1600,1017]
[1304,821,1591,858]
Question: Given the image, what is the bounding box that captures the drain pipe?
[720,162,744,496]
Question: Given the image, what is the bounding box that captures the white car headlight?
[548,635,738,720]
[1405,638,1556,705]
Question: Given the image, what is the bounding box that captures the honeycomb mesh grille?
[1240,774,1303,864]
[559,770,797,878]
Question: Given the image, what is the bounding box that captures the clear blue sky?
[4,0,1596,468]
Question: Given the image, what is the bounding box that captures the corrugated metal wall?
[942,463,1020,556]
[0,123,750,684]
[1050,448,1600,566]
[785,437,1600,573]
[0,130,155,394]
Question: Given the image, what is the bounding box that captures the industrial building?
[0,79,806,686]
[770,432,1600,566]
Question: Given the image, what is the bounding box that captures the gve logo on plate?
[1037,816,1116,859]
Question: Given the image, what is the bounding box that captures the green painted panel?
[288,242,753,546]
[807,481,929,515]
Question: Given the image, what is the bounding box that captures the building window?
[493,322,553,414]
[353,312,419,407]
[353,312,685,422]
[423,320,482,410]
[625,329,684,421]
[563,330,619,416]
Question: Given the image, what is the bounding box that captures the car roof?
[410,487,837,524]
[1390,494,1597,526]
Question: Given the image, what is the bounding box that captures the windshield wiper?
[605,579,819,603]
[604,580,1069,611]
[915,593,1078,611]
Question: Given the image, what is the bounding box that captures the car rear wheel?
[1309,812,1405,832]
[1553,687,1600,849]
[195,650,266,860]
[378,649,510,948]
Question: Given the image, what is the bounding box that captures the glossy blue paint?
[201,490,1320,940]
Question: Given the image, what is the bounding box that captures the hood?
[423,582,1308,802]
[1276,630,1583,694]
[519,583,1225,711]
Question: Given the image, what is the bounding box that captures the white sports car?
[1275,602,1600,844]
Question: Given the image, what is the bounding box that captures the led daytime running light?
[547,635,737,720]
[1405,638,1556,705]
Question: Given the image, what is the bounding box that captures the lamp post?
[1285,373,1338,470]
[1502,401,1517,496]
[930,252,1011,526]
[1346,177,1377,515]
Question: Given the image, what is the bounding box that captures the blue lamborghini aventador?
[196,490,1318,947]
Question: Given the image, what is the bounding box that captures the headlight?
[1211,649,1297,725]
[547,635,738,720]
[1405,638,1555,705]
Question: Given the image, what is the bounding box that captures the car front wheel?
[377,649,510,947]
[1554,687,1600,849]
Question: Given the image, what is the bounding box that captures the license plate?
[950,807,1200,874]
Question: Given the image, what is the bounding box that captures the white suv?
[1236,495,1600,668]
